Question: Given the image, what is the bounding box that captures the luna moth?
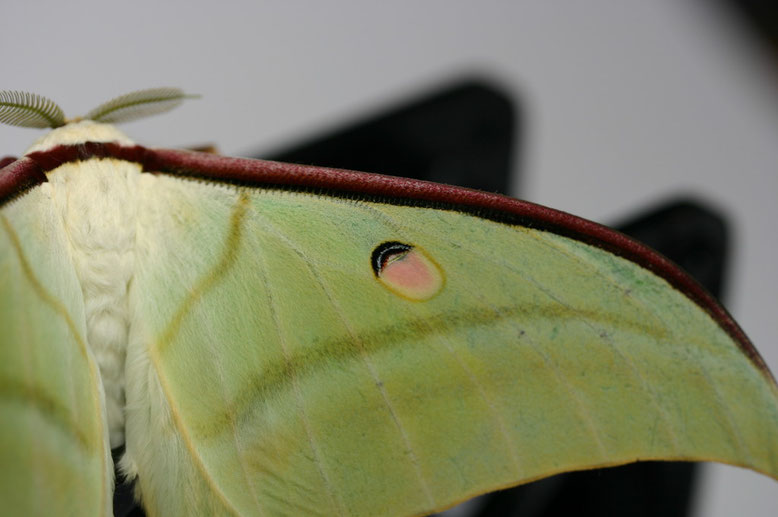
[0,88,776,517]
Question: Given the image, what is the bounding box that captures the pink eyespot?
[371,241,444,301]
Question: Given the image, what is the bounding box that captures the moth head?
[0,88,199,129]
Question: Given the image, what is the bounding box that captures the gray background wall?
[2,1,776,515]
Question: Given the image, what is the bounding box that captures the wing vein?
[520,223,756,464]
[249,206,437,511]
[359,203,684,451]
[345,203,527,476]
[1,214,110,516]
[363,203,611,460]
[145,194,252,517]
[253,227,347,515]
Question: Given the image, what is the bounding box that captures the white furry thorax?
[30,121,140,448]
[24,120,135,154]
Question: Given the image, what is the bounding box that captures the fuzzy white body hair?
[28,121,141,448]
[25,120,135,154]
[25,121,209,511]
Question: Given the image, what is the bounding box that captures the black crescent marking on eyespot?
[6,141,773,384]
[371,242,413,277]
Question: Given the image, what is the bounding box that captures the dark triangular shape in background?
[114,79,730,517]
[260,80,729,517]
[262,80,517,194]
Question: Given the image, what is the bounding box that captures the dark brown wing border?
[1,142,772,382]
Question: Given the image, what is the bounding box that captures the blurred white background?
[2,1,776,515]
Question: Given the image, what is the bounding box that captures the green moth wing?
[123,149,778,516]
[0,160,112,516]
[1,124,777,517]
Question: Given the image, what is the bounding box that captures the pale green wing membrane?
[0,186,111,516]
[2,112,775,517]
[124,173,778,517]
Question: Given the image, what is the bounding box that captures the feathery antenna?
[0,88,198,129]
[85,88,199,124]
[0,91,65,128]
